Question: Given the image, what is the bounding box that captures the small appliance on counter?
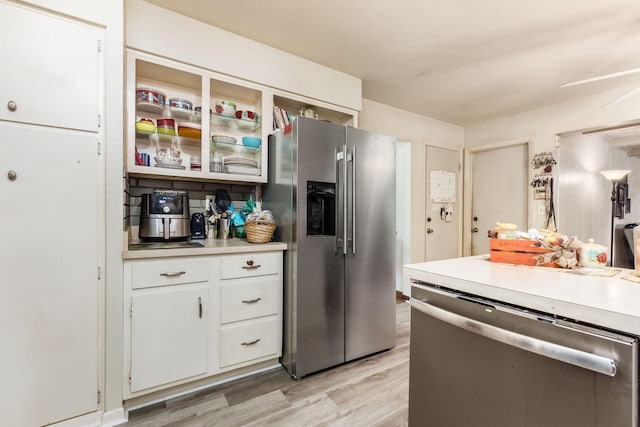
[190,212,206,239]
[139,191,190,241]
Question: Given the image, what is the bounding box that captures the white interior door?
[0,122,99,426]
[468,142,529,255]
[424,144,462,261]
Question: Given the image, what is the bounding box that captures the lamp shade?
[600,169,631,181]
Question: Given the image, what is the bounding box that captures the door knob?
[472,227,478,233]
[426,228,434,234]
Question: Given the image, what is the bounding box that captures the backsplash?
[124,177,259,227]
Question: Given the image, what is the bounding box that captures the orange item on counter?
[489,238,559,268]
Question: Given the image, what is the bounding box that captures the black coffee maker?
[190,213,206,239]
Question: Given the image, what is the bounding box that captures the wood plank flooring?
[125,301,410,427]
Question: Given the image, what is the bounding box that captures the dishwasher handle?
[410,298,618,377]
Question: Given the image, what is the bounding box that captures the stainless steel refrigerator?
[264,116,396,378]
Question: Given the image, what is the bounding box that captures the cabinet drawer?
[220,276,279,324]
[220,252,281,279]
[220,317,279,367]
[130,258,209,289]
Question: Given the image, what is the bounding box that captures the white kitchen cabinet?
[220,317,280,368]
[218,251,283,369]
[123,249,283,399]
[0,3,103,426]
[0,1,100,131]
[126,50,269,183]
[130,284,209,393]
[126,50,360,184]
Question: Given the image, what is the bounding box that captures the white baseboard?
[101,408,127,427]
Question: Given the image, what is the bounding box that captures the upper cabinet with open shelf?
[126,51,268,183]
[126,49,359,184]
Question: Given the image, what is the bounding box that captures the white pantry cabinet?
[123,250,283,399]
[0,2,103,426]
[0,2,99,131]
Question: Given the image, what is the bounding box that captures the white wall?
[126,0,361,112]
[359,98,465,263]
[466,83,640,230]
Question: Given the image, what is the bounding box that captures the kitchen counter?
[123,238,287,260]
[405,255,640,335]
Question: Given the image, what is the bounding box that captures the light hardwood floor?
[125,301,410,427]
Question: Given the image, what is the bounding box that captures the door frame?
[463,137,533,256]
[424,142,464,261]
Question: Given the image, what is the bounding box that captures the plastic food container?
[168,98,193,111]
[235,110,259,122]
[136,87,166,112]
[214,99,236,117]
[242,136,261,148]
[135,118,155,135]
[156,118,176,136]
[211,134,237,145]
[496,222,517,239]
[177,122,201,139]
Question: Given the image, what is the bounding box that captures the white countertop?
[123,238,287,260]
[405,255,640,336]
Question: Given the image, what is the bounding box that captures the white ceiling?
[145,0,640,126]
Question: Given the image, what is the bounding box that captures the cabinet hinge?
[97,114,102,128]
[97,267,102,280]
[97,39,102,52]
[97,390,101,404]
[129,305,132,318]
[128,373,132,385]
[97,142,101,155]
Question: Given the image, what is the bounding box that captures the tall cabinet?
[0,2,103,426]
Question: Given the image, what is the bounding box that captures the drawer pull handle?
[241,264,262,270]
[241,338,261,346]
[242,297,262,304]
[198,297,203,319]
[160,271,186,277]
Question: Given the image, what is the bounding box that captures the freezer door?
[345,127,396,361]
[293,117,347,377]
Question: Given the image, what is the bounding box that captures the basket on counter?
[245,220,276,243]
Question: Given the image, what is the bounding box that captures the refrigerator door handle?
[342,144,348,255]
[349,147,356,254]
[335,147,344,254]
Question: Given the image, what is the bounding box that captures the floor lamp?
[600,169,631,266]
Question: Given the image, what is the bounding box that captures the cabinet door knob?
[472,227,479,233]
[7,170,17,181]
[198,297,202,319]
[7,101,17,112]
[242,263,261,270]
[426,228,434,234]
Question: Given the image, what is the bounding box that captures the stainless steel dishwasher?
[409,282,638,427]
